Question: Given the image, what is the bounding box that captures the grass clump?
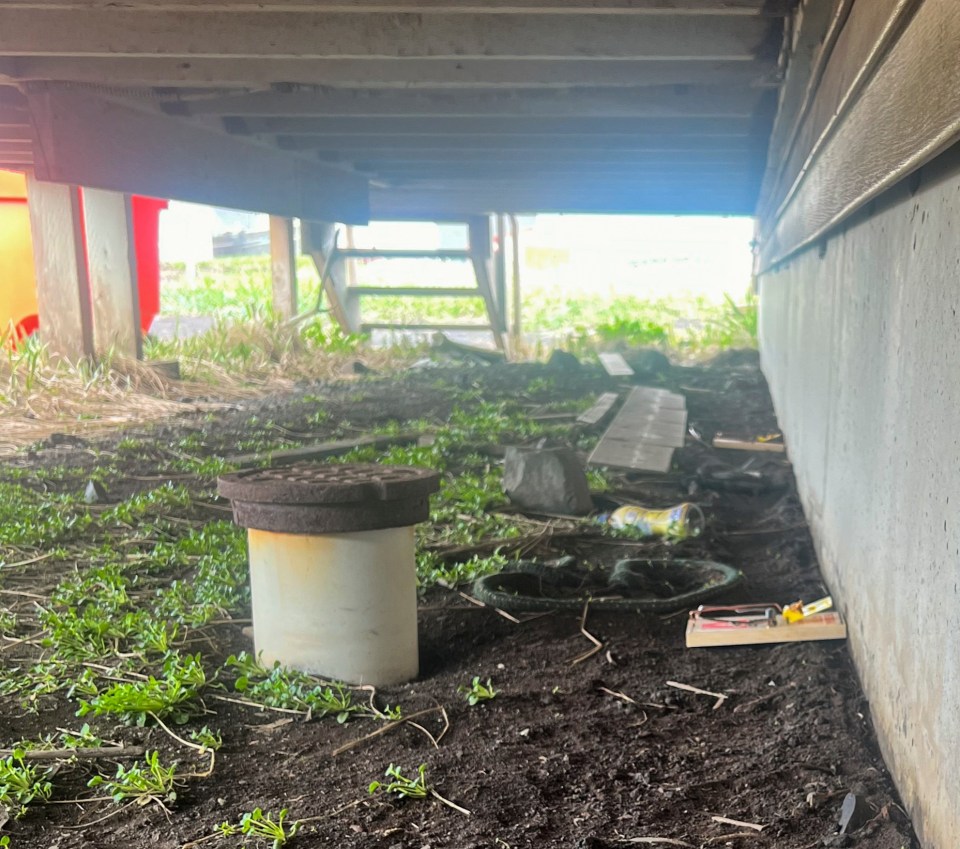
[88,750,177,806]
[459,676,498,706]
[218,808,300,848]
[225,652,392,722]
[76,653,207,726]
[0,753,54,818]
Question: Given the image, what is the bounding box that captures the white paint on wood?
[25,175,93,361]
[269,216,298,320]
[176,86,760,118]
[0,57,776,89]
[0,10,769,60]
[83,188,142,358]
[3,1,785,13]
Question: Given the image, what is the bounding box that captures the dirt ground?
[0,352,919,849]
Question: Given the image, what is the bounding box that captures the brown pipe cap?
[218,462,441,534]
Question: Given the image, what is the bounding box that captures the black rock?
[546,349,581,371]
[623,348,671,377]
[503,446,593,516]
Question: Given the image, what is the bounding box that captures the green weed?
[459,676,498,706]
[76,653,207,726]
[188,727,223,752]
[88,750,177,806]
[226,652,372,722]
[0,753,54,817]
[369,763,430,800]
[218,808,300,848]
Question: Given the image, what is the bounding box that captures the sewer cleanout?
[218,462,440,687]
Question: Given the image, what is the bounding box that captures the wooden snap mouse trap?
[686,599,846,647]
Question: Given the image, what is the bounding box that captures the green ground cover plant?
[159,256,757,359]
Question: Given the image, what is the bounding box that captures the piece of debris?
[83,479,108,504]
[686,601,847,647]
[694,458,789,495]
[665,680,727,710]
[150,359,181,381]
[711,815,765,832]
[588,386,687,473]
[598,352,634,377]
[350,360,376,375]
[597,502,704,539]
[546,349,581,371]
[473,558,742,614]
[226,431,421,470]
[503,446,593,516]
[623,348,671,378]
[838,792,876,834]
[432,332,505,365]
[712,433,786,453]
[576,392,620,427]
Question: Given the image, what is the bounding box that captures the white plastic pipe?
[246,525,418,686]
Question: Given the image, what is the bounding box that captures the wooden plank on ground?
[577,392,620,426]
[598,352,634,377]
[588,385,687,472]
[589,439,675,473]
[227,432,421,469]
[712,436,785,453]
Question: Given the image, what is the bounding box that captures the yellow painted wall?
[0,170,38,337]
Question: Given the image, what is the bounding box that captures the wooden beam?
[25,176,93,361]
[173,86,760,119]
[368,163,760,181]
[0,57,778,89]
[0,10,775,60]
[0,127,33,141]
[759,0,960,268]
[269,216,298,320]
[349,286,483,297]
[83,188,142,359]
[371,180,759,216]
[230,116,754,137]
[27,85,369,222]
[280,134,761,153]
[351,149,758,166]
[3,1,790,14]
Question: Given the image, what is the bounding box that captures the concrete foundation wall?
[758,149,960,849]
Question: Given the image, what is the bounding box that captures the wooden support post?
[343,225,359,290]
[302,220,360,333]
[467,215,505,351]
[25,175,93,361]
[494,214,508,334]
[269,215,298,320]
[510,214,522,355]
[83,188,141,359]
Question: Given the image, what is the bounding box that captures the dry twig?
[571,600,603,665]
[665,680,727,710]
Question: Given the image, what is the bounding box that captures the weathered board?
[598,352,634,377]
[588,385,686,472]
[576,391,620,426]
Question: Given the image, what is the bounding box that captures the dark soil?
[0,353,919,849]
